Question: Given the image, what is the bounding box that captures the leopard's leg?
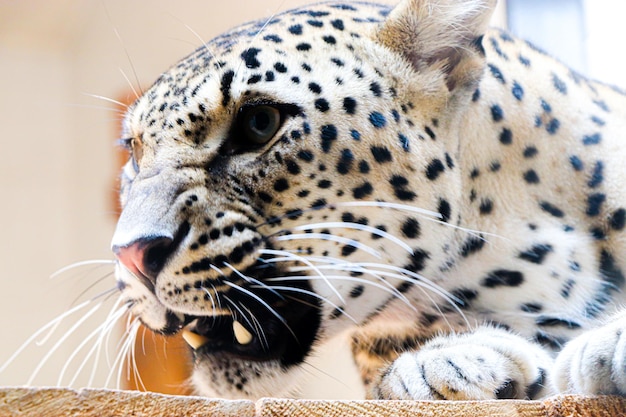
[366,326,554,400]
[554,310,626,395]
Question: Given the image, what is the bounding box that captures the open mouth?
[173,288,323,365]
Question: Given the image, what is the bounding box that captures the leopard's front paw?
[554,312,626,395]
[371,328,553,400]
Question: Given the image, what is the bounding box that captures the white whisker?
[27,302,104,385]
[275,233,381,258]
[260,249,345,304]
[0,298,96,374]
[82,93,128,108]
[50,260,115,279]
[291,222,414,254]
[255,284,356,323]
[59,298,126,387]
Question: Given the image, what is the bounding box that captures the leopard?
[111,0,626,400]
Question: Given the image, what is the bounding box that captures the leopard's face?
[112,1,486,398]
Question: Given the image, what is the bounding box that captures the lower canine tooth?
[233,320,253,345]
[182,329,209,350]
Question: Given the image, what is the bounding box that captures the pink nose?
[113,237,174,287]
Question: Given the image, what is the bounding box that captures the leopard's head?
[112,0,493,398]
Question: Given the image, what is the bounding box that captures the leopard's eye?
[240,105,282,145]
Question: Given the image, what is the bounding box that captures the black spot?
[263,34,282,43]
[586,193,605,217]
[534,332,564,350]
[599,250,625,288]
[296,43,312,51]
[274,63,287,73]
[610,208,626,230]
[591,115,605,126]
[273,178,289,192]
[593,99,610,112]
[322,35,336,44]
[472,88,481,102]
[389,175,416,201]
[288,24,303,35]
[220,70,235,106]
[286,159,301,175]
[489,161,500,172]
[424,126,436,140]
[491,105,504,122]
[460,235,485,257]
[247,74,262,84]
[546,118,560,134]
[331,19,344,30]
[521,303,543,313]
[352,182,373,199]
[369,82,382,97]
[588,161,604,188]
[320,124,337,153]
[523,169,540,184]
[257,191,273,203]
[307,19,323,27]
[315,98,330,112]
[523,146,538,158]
[511,81,524,100]
[308,82,322,94]
[297,150,314,162]
[349,285,364,298]
[518,54,530,66]
[535,316,581,329]
[401,218,420,239]
[341,244,358,257]
[518,244,553,264]
[552,73,567,94]
[482,270,524,288]
[398,134,410,151]
[240,48,262,69]
[569,155,584,171]
[539,201,565,218]
[583,133,602,146]
[438,199,451,222]
[425,159,445,180]
[336,149,355,174]
[311,198,327,209]
[358,160,370,174]
[370,146,392,163]
[479,199,494,215]
[450,288,477,309]
[445,153,454,169]
[343,97,357,114]
[317,179,332,189]
[488,64,505,84]
[403,248,430,273]
[369,112,387,128]
[499,128,513,144]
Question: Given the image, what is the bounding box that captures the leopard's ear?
[375,0,495,91]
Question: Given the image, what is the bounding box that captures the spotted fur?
[112,0,626,400]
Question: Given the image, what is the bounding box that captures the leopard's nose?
[113,236,174,288]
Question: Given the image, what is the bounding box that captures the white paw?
[373,327,553,400]
[554,312,626,395]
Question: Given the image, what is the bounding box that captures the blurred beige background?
[0,0,622,400]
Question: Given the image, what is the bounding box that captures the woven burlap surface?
[1,388,626,417]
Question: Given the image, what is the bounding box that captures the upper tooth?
[181,328,209,350]
[233,320,253,345]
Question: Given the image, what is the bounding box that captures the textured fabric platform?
[1,388,626,417]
